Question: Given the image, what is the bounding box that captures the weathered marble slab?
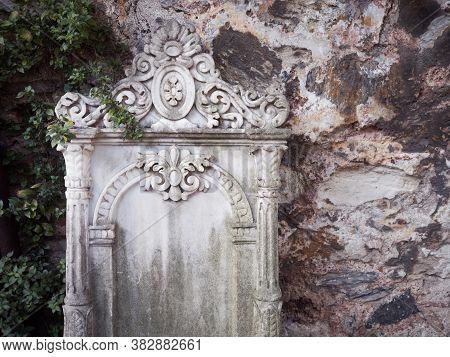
[55,20,290,337]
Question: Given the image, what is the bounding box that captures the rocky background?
[91,0,449,336]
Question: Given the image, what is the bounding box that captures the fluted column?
[251,145,286,337]
[59,143,94,336]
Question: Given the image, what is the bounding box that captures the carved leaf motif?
[254,300,281,337]
[94,154,254,226]
[196,81,289,129]
[241,89,290,128]
[111,80,153,120]
[146,19,201,68]
[54,19,290,130]
[163,75,183,106]
[190,53,220,82]
[136,145,212,202]
[55,93,106,127]
[70,310,86,337]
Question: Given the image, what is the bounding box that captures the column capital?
[58,143,94,189]
[250,145,287,190]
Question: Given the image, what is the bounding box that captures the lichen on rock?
[95,0,449,336]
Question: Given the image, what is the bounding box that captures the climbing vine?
[0,0,134,336]
[90,82,144,140]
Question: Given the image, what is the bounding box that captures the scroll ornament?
[135,145,212,202]
[55,20,289,130]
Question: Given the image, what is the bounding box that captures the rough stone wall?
[94,0,449,336]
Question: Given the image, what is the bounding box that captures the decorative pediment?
[55,20,289,131]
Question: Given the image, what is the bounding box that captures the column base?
[63,304,92,337]
[253,298,282,337]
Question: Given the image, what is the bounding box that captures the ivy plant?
[0,0,131,336]
[0,251,65,336]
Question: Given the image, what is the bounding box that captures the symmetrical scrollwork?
[93,145,254,226]
[55,93,106,127]
[136,146,212,202]
[54,19,289,130]
[55,18,289,338]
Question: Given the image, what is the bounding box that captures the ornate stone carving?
[151,63,196,120]
[251,145,286,337]
[63,306,92,337]
[60,143,94,188]
[209,167,253,223]
[55,20,289,130]
[254,300,282,337]
[55,17,290,338]
[93,146,254,226]
[196,84,290,129]
[146,20,201,68]
[136,145,212,202]
[163,75,183,106]
[59,143,94,337]
[55,93,106,127]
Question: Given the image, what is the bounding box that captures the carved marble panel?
[55,20,290,337]
[55,20,289,131]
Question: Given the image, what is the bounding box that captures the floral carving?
[55,93,106,127]
[54,19,289,130]
[135,146,212,202]
[93,151,254,225]
[196,83,289,129]
[70,310,86,337]
[254,300,282,337]
[163,75,183,106]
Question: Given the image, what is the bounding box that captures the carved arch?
[93,150,254,226]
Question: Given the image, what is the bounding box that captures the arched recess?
[92,159,254,227]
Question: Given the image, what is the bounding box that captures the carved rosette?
[54,20,289,130]
[136,145,212,202]
[152,63,196,120]
[59,143,94,336]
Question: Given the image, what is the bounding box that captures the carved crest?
[55,20,289,130]
[136,145,212,202]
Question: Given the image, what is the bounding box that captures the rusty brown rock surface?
[94,0,449,336]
